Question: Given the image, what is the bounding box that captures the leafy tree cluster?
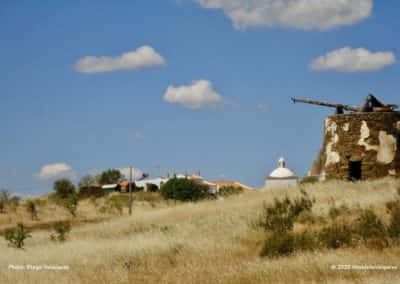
[98,169,122,185]
[53,179,78,217]
[160,177,210,202]
[5,223,31,249]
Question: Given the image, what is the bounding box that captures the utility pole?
[129,166,133,215]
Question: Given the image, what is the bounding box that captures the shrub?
[78,186,106,199]
[25,200,38,220]
[61,194,79,217]
[258,193,314,233]
[4,223,31,249]
[388,205,400,238]
[329,204,350,220]
[146,183,159,193]
[319,223,353,249]
[297,211,316,225]
[258,198,294,233]
[50,221,72,242]
[293,231,318,251]
[219,186,243,197]
[260,231,294,257]
[160,177,210,202]
[353,209,387,241]
[54,179,76,199]
[290,194,314,220]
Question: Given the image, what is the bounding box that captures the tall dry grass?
[0,178,399,283]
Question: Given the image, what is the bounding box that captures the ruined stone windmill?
[292,94,400,180]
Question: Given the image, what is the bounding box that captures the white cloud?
[193,0,372,30]
[163,80,223,109]
[310,47,396,72]
[119,167,145,180]
[75,45,166,73]
[35,163,74,181]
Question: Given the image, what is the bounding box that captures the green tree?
[98,169,122,185]
[160,177,209,202]
[53,179,79,217]
[78,174,96,189]
[53,179,76,199]
[4,223,31,249]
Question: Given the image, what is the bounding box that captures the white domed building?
[265,158,298,189]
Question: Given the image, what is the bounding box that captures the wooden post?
[129,166,132,215]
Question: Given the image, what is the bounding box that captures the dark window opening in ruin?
[348,161,362,181]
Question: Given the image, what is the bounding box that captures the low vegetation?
[160,177,210,201]
[0,178,399,283]
[219,185,243,197]
[4,223,31,249]
[50,221,72,242]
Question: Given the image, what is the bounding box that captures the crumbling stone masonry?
[319,112,400,180]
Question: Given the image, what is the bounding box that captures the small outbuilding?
[265,158,298,189]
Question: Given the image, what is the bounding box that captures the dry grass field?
[1,179,400,284]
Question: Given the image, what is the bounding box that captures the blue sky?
[1,0,399,195]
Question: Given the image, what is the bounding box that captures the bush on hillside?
[318,223,353,249]
[160,177,210,202]
[258,197,294,233]
[54,179,77,199]
[78,186,106,199]
[219,186,243,197]
[293,231,318,251]
[4,223,31,249]
[328,204,350,220]
[50,221,72,242]
[260,231,294,257]
[62,194,79,217]
[297,210,317,225]
[290,193,314,220]
[258,193,314,233]
[353,209,387,241]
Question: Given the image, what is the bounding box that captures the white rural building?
[265,158,298,189]
[135,177,168,190]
